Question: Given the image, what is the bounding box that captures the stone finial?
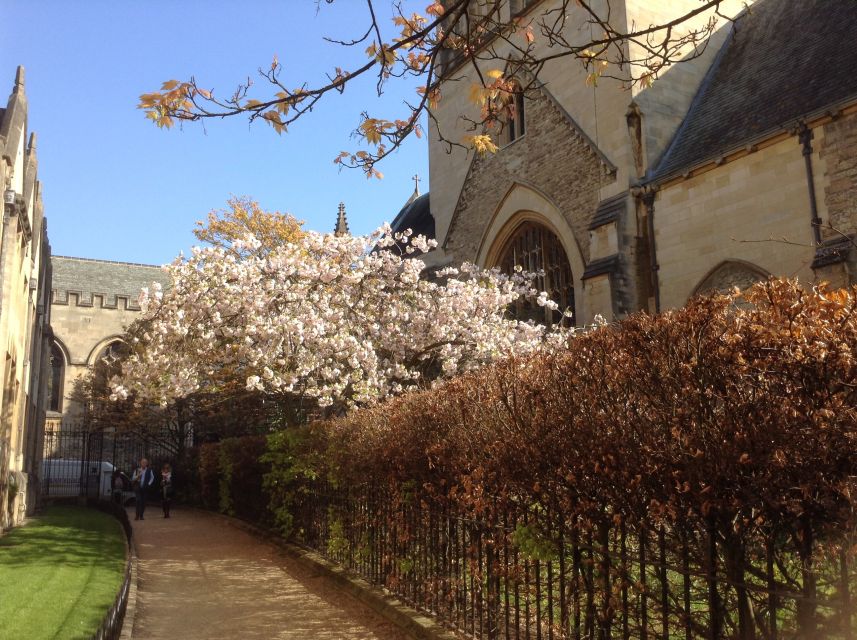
[14,66,25,92]
[334,202,350,236]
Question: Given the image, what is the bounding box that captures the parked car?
[41,459,135,504]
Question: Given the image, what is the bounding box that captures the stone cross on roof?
[404,174,422,206]
[333,202,350,236]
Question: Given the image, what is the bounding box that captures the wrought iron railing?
[89,499,133,640]
[294,484,856,640]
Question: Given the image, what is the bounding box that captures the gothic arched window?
[97,340,129,367]
[46,341,65,413]
[498,221,574,326]
[692,260,769,298]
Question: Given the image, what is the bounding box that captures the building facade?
[0,67,53,529]
[48,256,169,426]
[411,0,857,324]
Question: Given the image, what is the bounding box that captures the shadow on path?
[130,507,411,640]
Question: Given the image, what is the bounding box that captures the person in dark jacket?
[132,458,155,520]
[111,469,124,505]
[161,463,174,518]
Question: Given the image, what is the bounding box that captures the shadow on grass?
[0,505,126,640]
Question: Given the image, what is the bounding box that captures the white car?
[41,459,135,504]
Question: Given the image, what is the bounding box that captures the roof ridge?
[52,255,165,269]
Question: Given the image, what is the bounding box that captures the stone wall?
[0,67,53,528]
[444,85,614,265]
[440,82,621,323]
[653,132,823,310]
[820,110,857,240]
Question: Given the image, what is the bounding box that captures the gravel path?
[130,507,412,640]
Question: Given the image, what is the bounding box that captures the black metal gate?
[41,422,185,500]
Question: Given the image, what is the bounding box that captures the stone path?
[130,507,411,640]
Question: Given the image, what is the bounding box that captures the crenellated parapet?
[51,289,143,311]
[50,255,169,312]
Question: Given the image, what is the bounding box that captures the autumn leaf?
[463,134,498,155]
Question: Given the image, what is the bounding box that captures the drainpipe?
[798,123,823,245]
[642,188,662,313]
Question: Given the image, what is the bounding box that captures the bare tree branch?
[139,0,733,177]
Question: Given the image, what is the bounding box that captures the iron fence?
[41,422,184,500]
[295,484,856,640]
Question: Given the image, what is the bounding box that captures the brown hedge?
[185,279,857,637]
[325,279,857,547]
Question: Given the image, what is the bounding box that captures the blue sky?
[1,0,429,264]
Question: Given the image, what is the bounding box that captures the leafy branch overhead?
[138,0,731,177]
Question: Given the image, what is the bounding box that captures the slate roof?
[589,192,628,230]
[649,0,857,183]
[51,255,169,305]
[390,192,435,240]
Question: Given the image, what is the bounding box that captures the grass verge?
[0,505,126,640]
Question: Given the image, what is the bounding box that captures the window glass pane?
[498,222,574,326]
[47,342,64,412]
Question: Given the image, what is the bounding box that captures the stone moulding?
[581,254,621,280]
[588,192,628,231]
[811,235,854,269]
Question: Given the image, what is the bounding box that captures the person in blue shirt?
[132,458,155,520]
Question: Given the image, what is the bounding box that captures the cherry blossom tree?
[111,224,568,414]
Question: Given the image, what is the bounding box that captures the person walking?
[132,458,155,520]
[111,469,124,505]
[160,463,174,518]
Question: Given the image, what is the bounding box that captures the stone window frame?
[86,336,129,368]
[496,79,527,148]
[476,185,587,324]
[495,220,575,326]
[691,259,770,299]
[47,339,67,413]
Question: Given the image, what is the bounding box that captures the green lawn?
[0,505,127,640]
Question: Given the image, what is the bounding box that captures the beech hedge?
[187,280,857,637]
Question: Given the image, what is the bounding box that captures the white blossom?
[112,226,571,409]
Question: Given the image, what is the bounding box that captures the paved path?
[130,507,411,640]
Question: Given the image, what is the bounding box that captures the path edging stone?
[119,525,140,640]
[199,509,459,640]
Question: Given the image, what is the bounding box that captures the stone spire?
[405,174,421,206]
[333,202,350,236]
[14,66,25,93]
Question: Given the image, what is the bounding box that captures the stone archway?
[692,260,770,297]
[86,336,128,368]
[478,184,585,323]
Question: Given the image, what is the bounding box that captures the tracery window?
[498,221,574,326]
[97,340,129,367]
[46,341,65,413]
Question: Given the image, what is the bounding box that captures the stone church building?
[47,256,169,426]
[407,0,857,324]
[0,68,53,528]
